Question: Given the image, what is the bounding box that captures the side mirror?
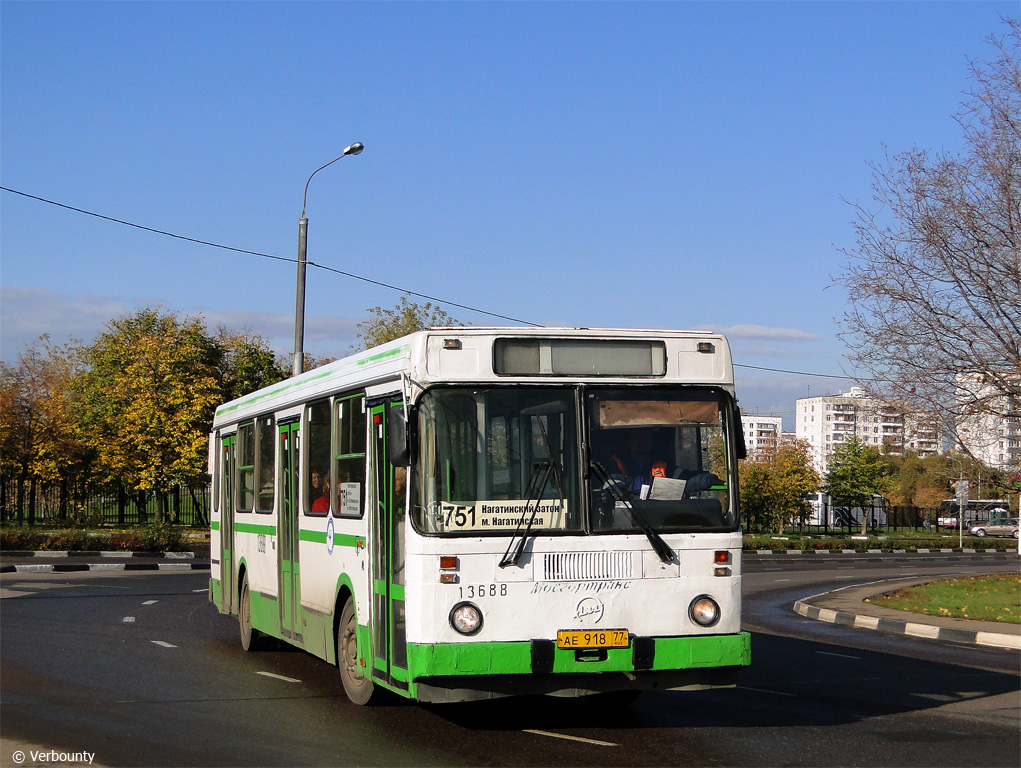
[387,403,411,467]
[733,404,747,461]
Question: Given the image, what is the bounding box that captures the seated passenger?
[312,478,331,514]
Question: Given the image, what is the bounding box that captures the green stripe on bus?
[210,521,220,531]
[406,632,751,678]
[298,529,365,548]
[215,344,405,416]
[235,522,276,536]
[356,345,408,366]
[216,369,337,415]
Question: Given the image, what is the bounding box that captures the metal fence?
[0,483,987,535]
[747,505,946,536]
[1,481,211,528]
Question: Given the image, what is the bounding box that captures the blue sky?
[2,1,1016,427]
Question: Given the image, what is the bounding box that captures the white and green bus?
[209,328,750,704]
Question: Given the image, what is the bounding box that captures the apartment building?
[740,414,783,458]
[955,374,1021,471]
[795,387,941,475]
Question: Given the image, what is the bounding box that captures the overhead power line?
[0,186,541,327]
[2,185,861,380]
[734,363,861,381]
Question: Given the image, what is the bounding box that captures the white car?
[969,518,1020,538]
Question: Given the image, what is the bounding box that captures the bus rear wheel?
[338,598,377,705]
[239,574,266,652]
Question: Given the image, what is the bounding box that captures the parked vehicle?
[969,518,1020,538]
[938,499,1011,530]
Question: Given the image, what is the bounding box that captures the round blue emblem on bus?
[326,516,335,555]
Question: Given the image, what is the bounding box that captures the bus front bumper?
[407,631,750,703]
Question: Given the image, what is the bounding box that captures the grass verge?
[866,574,1021,624]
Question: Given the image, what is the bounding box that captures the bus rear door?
[219,434,236,614]
[279,420,301,640]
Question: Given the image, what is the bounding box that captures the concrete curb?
[0,561,210,573]
[793,580,1021,651]
[0,550,195,558]
[750,548,1018,556]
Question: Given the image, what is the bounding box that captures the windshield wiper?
[590,460,674,564]
[499,417,566,568]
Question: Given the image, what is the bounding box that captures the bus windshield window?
[413,388,581,534]
[587,388,736,533]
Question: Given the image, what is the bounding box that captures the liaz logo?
[574,596,604,623]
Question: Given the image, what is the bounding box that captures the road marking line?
[256,671,301,683]
[737,685,796,697]
[523,730,617,747]
[774,578,792,582]
[142,600,158,605]
[192,589,207,593]
[122,616,135,623]
[151,640,177,648]
[817,651,861,659]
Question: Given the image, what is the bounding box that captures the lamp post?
[293,142,364,375]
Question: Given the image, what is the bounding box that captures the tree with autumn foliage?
[354,296,463,351]
[73,309,224,519]
[214,326,289,403]
[0,337,87,523]
[739,439,820,534]
[824,438,894,533]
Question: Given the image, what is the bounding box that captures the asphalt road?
[1,553,1018,767]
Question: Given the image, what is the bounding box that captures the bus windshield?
[586,387,735,534]
[411,386,737,536]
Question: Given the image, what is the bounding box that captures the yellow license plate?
[556,629,630,650]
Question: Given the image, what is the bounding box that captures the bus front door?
[219,434,236,614]
[279,421,301,641]
[370,401,409,692]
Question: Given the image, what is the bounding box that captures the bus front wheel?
[338,598,377,705]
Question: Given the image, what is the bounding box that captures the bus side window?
[334,395,366,518]
[237,422,255,512]
[256,415,275,513]
[306,399,331,515]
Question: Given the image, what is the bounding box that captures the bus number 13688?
[459,584,508,599]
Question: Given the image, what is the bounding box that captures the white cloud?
[0,284,362,362]
[0,285,128,359]
[715,324,821,342]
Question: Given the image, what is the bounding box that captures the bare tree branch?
[835,20,1021,460]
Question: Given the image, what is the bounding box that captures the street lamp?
[293,141,364,375]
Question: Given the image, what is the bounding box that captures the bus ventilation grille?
[542,551,634,581]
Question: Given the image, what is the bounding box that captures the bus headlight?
[689,595,721,627]
[449,602,483,636]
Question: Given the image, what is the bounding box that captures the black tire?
[239,574,266,652]
[338,598,377,705]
